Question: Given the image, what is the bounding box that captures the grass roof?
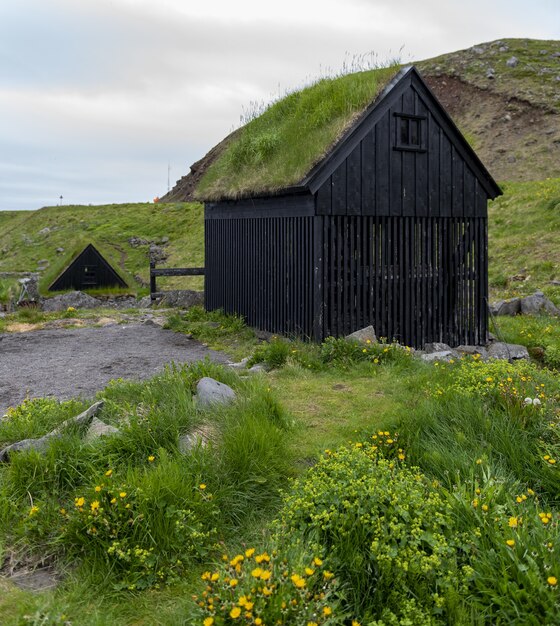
[194,64,399,201]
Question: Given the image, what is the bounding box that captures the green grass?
[488,178,560,305]
[0,202,204,298]
[417,38,560,112]
[195,65,398,201]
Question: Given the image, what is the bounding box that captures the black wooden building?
[49,243,128,292]
[202,66,501,347]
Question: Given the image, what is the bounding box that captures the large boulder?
[490,298,521,317]
[84,417,120,443]
[520,291,560,316]
[455,345,489,360]
[196,377,236,407]
[487,342,529,361]
[42,291,102,312]
[159,290,204,309]
[420,351,456,363]
[0,401,104,462]
[346,326,377,343]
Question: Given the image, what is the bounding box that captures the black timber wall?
[49,245,127,291]
[314,215,487,347]
[205,195,316,337]
[315,73,490,218]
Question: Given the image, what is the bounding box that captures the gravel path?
[0,324,229,414]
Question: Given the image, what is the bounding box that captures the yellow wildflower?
[313,557,323,566]
[323,607,333,616]
[29,505,39,516]
[251,568,263,578]
[75,497,85,507]
[211,572,219,581]
[119,492,127,498]
[245,548,256,558]
[199,484,207,490]
[230,607,241,619]
[548,576,558,586]
[506,539,515,547]
[105,469,113,477]
[95,486,102,492]
[305,567,315,576]
[508,517,518,528]
[203,618,214,626]
[323,570,334,580]
[291,573,306,588]
[90,500,100,512]
[230,579,238,587]
[148,455,155,462]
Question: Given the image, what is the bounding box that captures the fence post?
[150,260,157,301]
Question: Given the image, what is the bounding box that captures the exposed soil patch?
[0,323,228,414]
[424,74,560,181]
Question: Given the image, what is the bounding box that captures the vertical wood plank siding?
[205,216,315,337]
[318,215,487,347]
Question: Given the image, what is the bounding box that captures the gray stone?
[0,401,104,462]
[136,296,153,308]
[178,424,217,454]
[248,364,268,374]
[345,325,377,343]
[143,317,166,328]
[520,292,560,316]
[486,68,495,79]
[472,46,485,54]
[228,356,251,370]
[487,342,529,361]
[56,247,65,254]
[38,227,51,236]
[84,417,119,442]
[196,377,236,407]
[506,56,518,68]
[423,342,454,354]
[495,298,522,316]
[456,345,489,360]
[420,351,456,363]
[41,291,102,312]
[158,290,204,309]
[161,236,169,244]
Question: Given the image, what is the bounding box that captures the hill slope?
[1,179,558,304]
[163,38,560,200]
[0,203,204,295]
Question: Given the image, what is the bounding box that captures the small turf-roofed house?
[48,243,128,292]
[188,65,502,347]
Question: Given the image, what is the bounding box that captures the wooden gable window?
[394,114,426,152]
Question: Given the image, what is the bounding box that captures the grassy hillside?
[488,178,560,305]
[1,178,559,305]
[418,38,560,181]
[0,202,204,296]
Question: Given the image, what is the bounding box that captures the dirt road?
[0,323,228,414]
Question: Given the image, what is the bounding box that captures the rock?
[486,68,495,79]
[423,342,454,354]
[455,345,488,360]
[84,417,119,442]
[56,247,65,254]
[487,342,529,361]
[136,296,153,308]
[159,290,204,309]
[143,317,166,328]
[346,325,377,343]
[128,236,150,247]
[149,244,168,264]
[178,424,217,454]
[161,236,169,244]
[41,291,102,312]
[0,401,104,462]
[228,357,251,370]
[492,298,521,316]
[506,56,518,68]
[38,227,51,236]
[472,46,485,54]
[499,45,509,52]
[420,351,456,363]
[196,377,236,407]
[520,292,560,316]
[248,364,268,374]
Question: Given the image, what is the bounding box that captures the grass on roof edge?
[194,64,399,202]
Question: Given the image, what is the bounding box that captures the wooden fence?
[149,261,205,301]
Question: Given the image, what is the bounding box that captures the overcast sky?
[1,0,559,211]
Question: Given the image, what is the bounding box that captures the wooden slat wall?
[319,215,487,347]
[316,83,486,220]
[205,216,314,337]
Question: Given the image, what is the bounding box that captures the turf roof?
[194,64,399,201]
